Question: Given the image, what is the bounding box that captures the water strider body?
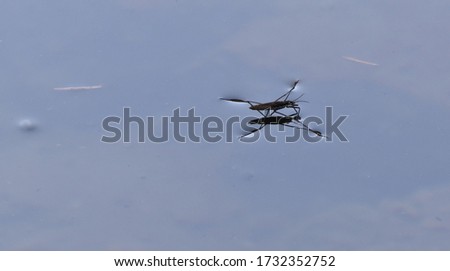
[220,80,305,116]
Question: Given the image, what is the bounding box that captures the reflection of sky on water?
[1,0,449,249]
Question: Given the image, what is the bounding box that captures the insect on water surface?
[221,80,326,139]
[220,80,307,116]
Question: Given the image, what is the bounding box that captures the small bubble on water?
[18,119,38,132]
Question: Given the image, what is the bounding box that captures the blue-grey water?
[1,0,449,250]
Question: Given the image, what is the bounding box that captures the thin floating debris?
[53,85,103,91]
[342,56,378,66]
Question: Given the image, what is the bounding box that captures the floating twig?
[342,56,378,66]
[53,85,103,91]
